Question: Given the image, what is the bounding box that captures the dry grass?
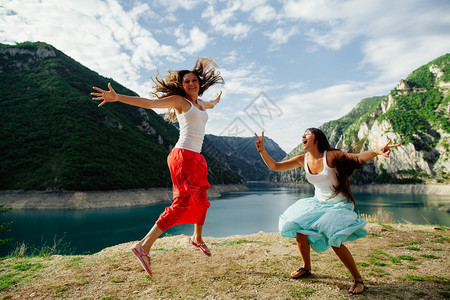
[1,222,449,299]
[359,208,394,223]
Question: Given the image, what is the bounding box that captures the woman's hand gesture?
[255,131,266,153]
[203,90,222,109]
[211,90,222,106]
[377,140,401,158]
[215,90,222,103]
[91,83,118,107]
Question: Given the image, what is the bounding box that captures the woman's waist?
[172,146,201,153]
[314,189,347,203]
[175,138,204,152]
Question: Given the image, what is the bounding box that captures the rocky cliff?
[274,53,450,184]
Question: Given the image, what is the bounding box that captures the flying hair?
[150,57,224,122]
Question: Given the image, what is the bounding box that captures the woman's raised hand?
[255,131,265,153]
[91,83,118,107]
[377,140,401,158]
[211,90,222,106]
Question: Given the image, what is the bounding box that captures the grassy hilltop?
[0,223,448,299]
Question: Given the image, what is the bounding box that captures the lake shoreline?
[270,182,450,195]
[0,184,248,210]
[1,183,449,210]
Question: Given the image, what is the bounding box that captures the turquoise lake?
[1,183,449,256]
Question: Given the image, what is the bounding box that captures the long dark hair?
[150,57,224,122]
[307,127,332,152]
[307,127,357,205]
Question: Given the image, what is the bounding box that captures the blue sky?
[1,0,450,152]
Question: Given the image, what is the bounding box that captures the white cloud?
[186,27,210,52]
[0,0,186,97]
[357,2,450,82]
[237,0,268,12]
[1,0,449,152]
[282,0,336,21]
[155,0,203,12]
[362,36,450,83]
[278,0,450,93]
[270,80,390,151]
[265,27,299,49]
[222,50,239,64]
[175,26,210,55]
[201,4,252,40]
[251,4,277,23]
[174,25,190,46]
[219,65,272,97]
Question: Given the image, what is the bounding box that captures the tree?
[0,203,13,249]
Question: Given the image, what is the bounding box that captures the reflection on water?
[355,192,449,226]
[1,183,448,256]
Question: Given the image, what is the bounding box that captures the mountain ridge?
[1,42,448,190]
[273,53,450,184]
[0,42,241,190]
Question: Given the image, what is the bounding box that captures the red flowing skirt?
[156,148,211,231]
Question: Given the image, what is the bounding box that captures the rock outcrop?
[274,53,450,184]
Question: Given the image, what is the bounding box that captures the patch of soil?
[1,223,448,299]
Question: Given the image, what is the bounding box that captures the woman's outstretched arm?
[330,139,402,167]
[255,132,303,172]
[202,91,222,109]
[355,140,401,163]
[91,83,184,110]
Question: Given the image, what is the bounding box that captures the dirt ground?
[0,223,448,299]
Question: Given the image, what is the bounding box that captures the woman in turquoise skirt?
[255,128,400,294]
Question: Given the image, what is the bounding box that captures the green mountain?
[3,42,447,190]
[204,135,286,181]
[0,42,240,191]
[320,96,385,148]
[274,53,450,184]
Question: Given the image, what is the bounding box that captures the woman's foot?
[348,279,365,294]
[290,267,311,279]
[190,236,211,256]
[131,241,152,277]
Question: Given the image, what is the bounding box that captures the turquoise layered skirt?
[279,197,367,252]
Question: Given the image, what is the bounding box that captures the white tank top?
[174,98,208,153]
[304,151,347,202]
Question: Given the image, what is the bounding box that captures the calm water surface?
[1,183,449,255]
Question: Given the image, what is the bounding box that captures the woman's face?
[182,72,200,95]
[302,130,316,151]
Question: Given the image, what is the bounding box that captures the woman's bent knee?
[296,233,308,242]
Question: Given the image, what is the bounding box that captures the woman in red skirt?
[91,58,224,277]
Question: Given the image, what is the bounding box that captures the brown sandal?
[349,280,365,294]
[290,267,311,279]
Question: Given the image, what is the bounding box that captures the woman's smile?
[182,73,200,94]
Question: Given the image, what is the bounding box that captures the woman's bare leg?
[132,224,164,268]
[332,244,364,293]
[192,224,211,254]
[291,233,311,278]
[297,233,311,269]
[140,224,164,251]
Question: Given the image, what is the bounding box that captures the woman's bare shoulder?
[290,154,305,167]
[162,95,191,112]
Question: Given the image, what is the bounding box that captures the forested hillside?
[273,53,450,184]
[2,42,447,190]
[0,42,240,190]
[204,135,286,181]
